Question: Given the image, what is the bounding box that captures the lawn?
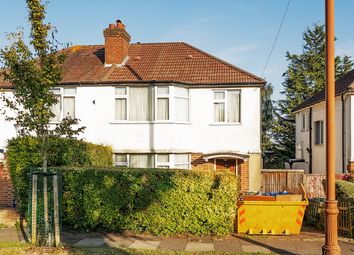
[0,243,268,255]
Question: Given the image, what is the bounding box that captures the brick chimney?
[103,20,131,66]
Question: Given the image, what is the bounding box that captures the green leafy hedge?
[61,167,238,236]
[6,136,113,214]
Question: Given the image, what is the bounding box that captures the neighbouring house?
[0,20,265,192]
[293,69,354,174]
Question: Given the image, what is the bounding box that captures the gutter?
[309,108,313,174]
[342,94,345,173]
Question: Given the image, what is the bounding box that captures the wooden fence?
[261,169,304,193]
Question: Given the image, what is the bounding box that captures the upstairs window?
[213,90,240,123]
[314,120,324,145]
[51,87,76,121]
[156,87,169,120]
[301,113,306,130]
[174,87,189,122]
[114,86,189,122]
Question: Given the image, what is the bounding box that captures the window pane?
[115,87,126,95]
[214,92,225,100]
[64,88,76,94]
[115,154,127,163]
[51,96,61,121]
[157,154,169,163]
[175,154,189,163]
[175,87,189,97]
[214,103,225,122]
[174,164,189,170]
[129,87,153,121]
[63,97,75,118]
[157,98,169,120]
[157,87,169,94]
[175,97,189,121]
[320,121,324,143]
[129,154,154,168]
[158,165,169,169]
[115,99,127,120]
[227,91,240,123]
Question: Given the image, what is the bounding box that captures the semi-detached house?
[0,20,266,191]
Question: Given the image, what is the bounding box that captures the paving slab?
[129,240,161,250]
[242,244,272,254]
[214,239,243,253]
[73,238,105,247]
[185,241,214,252]
[104,234,135,248]
[158,237,187,251]
[0,226,19,242]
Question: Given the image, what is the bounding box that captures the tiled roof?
[292,69,354,112]
[1,42,265,88]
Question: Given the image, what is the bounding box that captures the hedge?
[61,167,239,236]
[6,136,113,214]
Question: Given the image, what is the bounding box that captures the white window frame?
[173,154,190,170]
[50,87,76,122]
[173,86,190,122]
[212,89,241,124]
[301,113,306,130]
[114,154,129,167]
[115,87,129,121]
[155,86,171,121]
[314,120,324,145]
[112,86,190,123]
[114,153,191,170]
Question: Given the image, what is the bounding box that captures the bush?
[336,180,354,200]
[6,136,113,214]
[61,167,239,236]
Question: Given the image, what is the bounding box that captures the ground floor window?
[114,153,190,169]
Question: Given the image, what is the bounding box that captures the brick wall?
[191,153,250,191]
[347,161,354,173]
[0,157,14,207]
[191,153,214,171]
[239,159,249,191]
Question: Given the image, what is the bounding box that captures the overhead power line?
[261,0,291,78]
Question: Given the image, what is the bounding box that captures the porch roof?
[202,151,249,160]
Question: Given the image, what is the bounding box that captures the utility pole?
[322,0,340,254]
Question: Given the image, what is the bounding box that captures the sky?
[1,0,354,100]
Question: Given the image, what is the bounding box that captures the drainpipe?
[309,108,313,174]
[342,94,345,173]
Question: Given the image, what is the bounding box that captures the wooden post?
[53,174,60,246]
[31,174,38,245]
[322,0,341,254]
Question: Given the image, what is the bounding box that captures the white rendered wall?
[0,85,262,156]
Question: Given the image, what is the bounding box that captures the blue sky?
[1,0,354,100]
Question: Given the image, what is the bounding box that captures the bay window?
[114,153,190,170]
[114,86,189,122]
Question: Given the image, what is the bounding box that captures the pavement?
[1,225,354,254]
[62,227,354,254]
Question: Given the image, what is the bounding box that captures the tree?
[261,83,276,167]
[0,0,84,245]
[273,23,353,164]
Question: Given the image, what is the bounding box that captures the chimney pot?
[116,19,125,29]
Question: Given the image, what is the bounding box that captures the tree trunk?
[42,137,49,244]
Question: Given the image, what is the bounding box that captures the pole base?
[322,200,341,255]
[322,245,341,255]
